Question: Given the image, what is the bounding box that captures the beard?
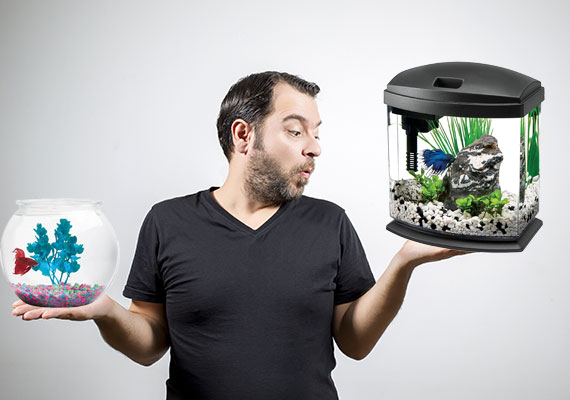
[244,136,315,206]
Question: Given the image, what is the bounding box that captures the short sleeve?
[123,208,166,303]
[334,211,376,305]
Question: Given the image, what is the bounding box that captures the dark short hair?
[216,71,320,161]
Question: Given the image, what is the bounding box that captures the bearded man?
[12,71,469,400]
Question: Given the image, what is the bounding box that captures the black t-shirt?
[123,187,376,400]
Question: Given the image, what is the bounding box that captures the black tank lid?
[384,62,544,118]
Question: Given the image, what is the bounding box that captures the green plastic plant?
[408,168,445,203]
[456,189,509,218]
[419,117,493,157]
[521,105,540,185]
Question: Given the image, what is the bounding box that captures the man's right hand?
[11,294,115,322]
[11,294,169,366]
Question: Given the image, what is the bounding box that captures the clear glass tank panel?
[387,109,540,239]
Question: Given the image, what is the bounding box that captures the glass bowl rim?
[15,198,103,210]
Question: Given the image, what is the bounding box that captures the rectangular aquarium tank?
[384,62,544,252]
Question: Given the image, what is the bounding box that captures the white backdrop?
[1,1,568,399]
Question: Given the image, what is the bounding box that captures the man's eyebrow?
[282,114,322,127]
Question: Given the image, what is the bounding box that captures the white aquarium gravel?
[389,180,539,237]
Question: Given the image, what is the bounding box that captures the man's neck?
[211,182,281,222]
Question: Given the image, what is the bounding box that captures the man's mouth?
[297,162,314,179]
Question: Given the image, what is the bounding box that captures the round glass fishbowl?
[0,199,119,307]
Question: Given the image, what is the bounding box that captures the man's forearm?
[93,298,169,366]
[337,252,416,360]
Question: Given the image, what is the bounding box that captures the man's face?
[244,82,322,206]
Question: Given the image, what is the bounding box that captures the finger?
[435,249,470,261]
[444,248,471,255]
[41,308,73,320]
[41,307,88,321]
[12,304,40,317]
[12,300,26,308]
[21,307,68,320]
[22,308,49,320]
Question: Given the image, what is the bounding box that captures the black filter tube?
[406,127,418,172]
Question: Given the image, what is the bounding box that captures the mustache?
[298,159,315,173]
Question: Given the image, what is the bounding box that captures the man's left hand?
[397,240,472,268]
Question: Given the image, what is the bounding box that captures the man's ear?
[231,119,254,155]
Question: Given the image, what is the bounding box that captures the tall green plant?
[522,106,540,184]
[419,117,493,157]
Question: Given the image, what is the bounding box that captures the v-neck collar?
[202,186,293,236]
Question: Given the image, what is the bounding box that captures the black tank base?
[386,218,543,253]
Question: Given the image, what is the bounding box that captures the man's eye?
[289,130,302,137]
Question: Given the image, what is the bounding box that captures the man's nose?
[303,135,321,158]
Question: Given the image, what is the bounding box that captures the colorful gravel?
[10,282,105,307]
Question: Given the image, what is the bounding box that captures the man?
[12,71,469,399]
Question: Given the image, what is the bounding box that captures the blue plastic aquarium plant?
[25,218,84,285]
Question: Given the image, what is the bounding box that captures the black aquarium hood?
[384,62,544,118]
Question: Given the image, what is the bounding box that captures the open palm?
[12,293,114,321]
[399,239,472,267]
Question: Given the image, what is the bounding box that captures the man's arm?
[94,298,170,366]
[12,295,170,367]
[332,240,469,360]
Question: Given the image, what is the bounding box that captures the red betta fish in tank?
[12,248,38,275]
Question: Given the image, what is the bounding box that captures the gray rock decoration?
[442,134,504,210]
[394,178,422,202]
